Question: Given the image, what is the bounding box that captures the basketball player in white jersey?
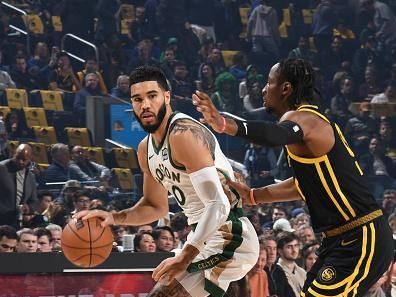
[73,66,259,297]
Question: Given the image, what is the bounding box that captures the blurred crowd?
[2,0,396,296]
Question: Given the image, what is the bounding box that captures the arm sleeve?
[234,119,304,147]
[186,166,231,252]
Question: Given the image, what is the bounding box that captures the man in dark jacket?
[0,144,37,228]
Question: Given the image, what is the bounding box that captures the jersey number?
[172,185,186,205]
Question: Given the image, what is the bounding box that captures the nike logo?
[149,155,154,160]
[340,239,357,247]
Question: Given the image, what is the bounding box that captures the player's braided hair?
[276,58,317,108]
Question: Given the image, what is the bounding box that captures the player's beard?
[134,101,167,133]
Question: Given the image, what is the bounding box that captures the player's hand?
[192,90,224,133]
[152,255,190,285]
[72,210,115,228]
[227,179,253,205]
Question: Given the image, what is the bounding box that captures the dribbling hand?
[72,210,115,228]
[192,91,225,133]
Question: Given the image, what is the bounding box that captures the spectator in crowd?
[288,35,318,66]
[127,39,159,72]
[0,144,37,228]
[330,76,355,129]
[239,64,260,99]
[170,212,190,248]
[244,143,278,187]
[207,48,226,77]
[110,75,130,101]
[9,55,44,91]
[352,35,383,83]
[0,68,15,91]
[29,190,54,227]
[195,63,216,97]
[371,81,396,103]
[379,119,396,154]
[186,0,216,42]
[136,224,154,234]
[247,245,270,297]
[112,225,128,246]
[359,137,396,188]
[74,73,106,122]
[70,145,111,181]
[4,110,28,140]
[312,0,337,53]
[94,0,119,43]
[243,75,267,117]
[54,180,81,213]
[344,101,377,155]
[301,243,319,272]
[153,226,174,252]
[361,0,396,47]
[276,232,306,297]
[320,36,351,81]
[273,218,295,236]
[133,231,156,252]
[34,227,52,252]
[170,60,194,100]
[0,225,17,252]
[128,6,150,44]
[28,42,50,71]
[72,189,92,214]
[160,47,176,80]
[358,66,383,100]
[261,235,295,297]
[211,72,241,115]
[48,52,81,92]
[381,189,396,218]
[16,229,37,253]
[296,225,317,245]
[40,143,91,187]
[46,224,62,251]
[76,58,108,94]
[229,52,247,81]
[213,0,242,47]
[247,0,280,59]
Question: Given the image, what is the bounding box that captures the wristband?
[219,116,227,133]
[250,188,257,205]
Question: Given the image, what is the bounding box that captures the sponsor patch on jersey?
[319,266,336,283]
[162,148,168,161]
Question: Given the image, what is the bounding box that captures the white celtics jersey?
[146,112,240,225]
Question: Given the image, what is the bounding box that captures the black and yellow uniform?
[286,105,393,297]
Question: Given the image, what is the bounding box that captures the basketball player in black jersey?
[193,58,393,296]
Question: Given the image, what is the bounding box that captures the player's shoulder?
[169,117,207,140]
[137,136,149,155]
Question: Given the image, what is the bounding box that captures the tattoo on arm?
[170,119,216,159]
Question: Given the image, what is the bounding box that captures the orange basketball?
[61,217,114,268]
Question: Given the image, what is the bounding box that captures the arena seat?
[65,127,92,147]
[83,146,105,165]
[22,14,45,34]
[0,106,11,119]
[112,148,139,170]
[111,168,134,191]
[23,107,48,128]
[40,90,64,111]
[51,15,63,32]
[221,51,240,68]
[7,140,20,156]
[32,126,57,144]
[5,88,28,108]
[28,142,49,164]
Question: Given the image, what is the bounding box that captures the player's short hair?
[129,65,169,91]
[276,58,316,107]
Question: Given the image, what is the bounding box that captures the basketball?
[61,217,114,268]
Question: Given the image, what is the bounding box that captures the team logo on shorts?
[319,266,336,283]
